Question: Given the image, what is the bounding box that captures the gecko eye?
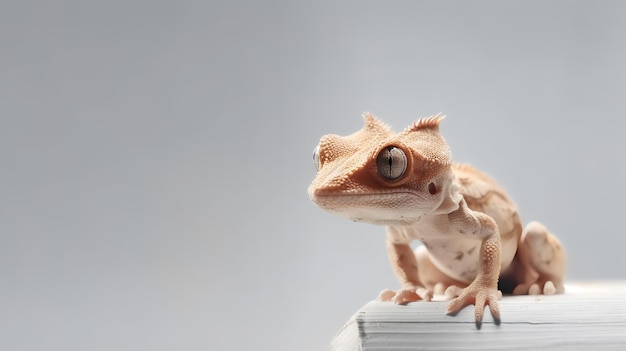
[376,146,407,180]
[313,145,320,170]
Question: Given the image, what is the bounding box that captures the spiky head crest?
[403,113,446,133]
[362,112,392,135]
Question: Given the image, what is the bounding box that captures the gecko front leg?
[444,201,503,327]
[378,238,434,304]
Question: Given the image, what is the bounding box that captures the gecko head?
[308,113,458,226]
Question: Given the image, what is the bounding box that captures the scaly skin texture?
[308,113,567,327]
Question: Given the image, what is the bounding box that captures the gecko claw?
[446,284,502,327]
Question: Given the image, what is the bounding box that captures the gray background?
[2,1,625,350]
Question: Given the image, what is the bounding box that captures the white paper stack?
[331,282,626,350]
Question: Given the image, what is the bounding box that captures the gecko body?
[308,113,566,326]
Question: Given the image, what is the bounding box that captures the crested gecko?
[308,113,566,326]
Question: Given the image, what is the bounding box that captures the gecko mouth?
[310,191,429,225]
[311,191,417,205]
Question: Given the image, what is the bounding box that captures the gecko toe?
[543,281,556,295]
